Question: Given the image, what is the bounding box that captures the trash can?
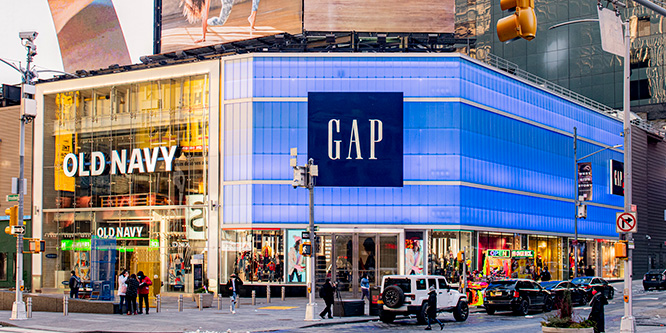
[369,286,381,316]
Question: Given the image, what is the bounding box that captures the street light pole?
[574,127,579,279]
[620,18,635,333]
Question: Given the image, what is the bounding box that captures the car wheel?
[382,285,405,309]
[485,305,495,315]
[453,300,469,321]
[513,299,529,316]
[644,286,650,291]
[417,303,428,325]
[379,310,396,323]
[543,297,553,313]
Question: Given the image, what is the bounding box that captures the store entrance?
[316,232,398,299]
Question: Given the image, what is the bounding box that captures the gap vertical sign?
[308,92,403,187]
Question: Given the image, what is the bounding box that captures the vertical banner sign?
[308,92,403,187]
[577,162,592,201]
[286,229,306,283]
[186,195,207,240]
[610,159,624,196]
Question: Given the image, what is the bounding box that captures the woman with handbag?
[117,270,128,315]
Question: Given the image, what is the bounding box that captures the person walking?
[226,273,243,314]
[319,279,335,319]
[585,265,595,277]
[69,270,81,299]
[425,286,444,330]
[588,288,608,333]
[137,271,152,314]
[117,270,128,314]
[125,274,139,315]
[360,275,370,301]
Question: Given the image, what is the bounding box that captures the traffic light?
[457,251,465,262]
[615,241,627,258]
[29,240,45,253]
[4,205,18,234]
[497,0,537,42]
[301,242,312,257]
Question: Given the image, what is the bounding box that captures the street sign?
[10,225,25,235]
[616,212,637,233]
[6,194,18,202]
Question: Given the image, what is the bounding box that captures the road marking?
[257,306,299,310]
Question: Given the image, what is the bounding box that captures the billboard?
[160,0,302,53]
[46,0,153,73]
[308,92,404,187]
[304,0,454,33]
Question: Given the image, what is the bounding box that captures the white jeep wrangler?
[379,275,469,324]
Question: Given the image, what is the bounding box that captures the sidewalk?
[0,295,374,333]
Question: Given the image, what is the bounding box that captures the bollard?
[217,294,222,310]
[63,296,68,316]
[199,294,204,311]
[156,295,161,313]
[267,285,271,303]
[281,286,285,301]
[251,290,256,306]
[178,294,183,312]
[27,297,32,318]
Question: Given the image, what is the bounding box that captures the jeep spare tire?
[382,285,405,308]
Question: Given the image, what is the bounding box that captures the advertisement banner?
[304,0,454,33]
[577,162,592,201]
[185,195,207,240]
[160,0,302,53]
[286,229,306,283]
[54,134,76,192]
[405,231,423,275]
[308,92,404,187]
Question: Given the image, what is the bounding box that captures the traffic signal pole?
[305,158,316,321]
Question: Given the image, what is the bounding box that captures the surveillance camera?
[646,235,652,240]
[19,31,38,41]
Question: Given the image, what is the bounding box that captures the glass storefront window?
[220,229,284,285]
[529,236,563,281]
[601,240,624,279]
[429,230,474,283]
[478,232,515,270]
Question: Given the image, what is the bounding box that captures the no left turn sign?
[616,212,637,233]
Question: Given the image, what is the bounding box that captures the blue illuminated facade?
[222,54,624,238]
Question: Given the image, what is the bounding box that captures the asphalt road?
[294,282,666,332]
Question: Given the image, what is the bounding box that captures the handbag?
[120,284,127,294]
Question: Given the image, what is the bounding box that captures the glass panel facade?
[220,229,284,285]
[41,74,210,294]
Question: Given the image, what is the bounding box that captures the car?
[643,269,666,290]
[571,276,615,299]
[483,279,554,316]
[540,280,588,307]
[379,275,469,324]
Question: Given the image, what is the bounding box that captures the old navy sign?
[308,92,403,187]
[62,146,180,177]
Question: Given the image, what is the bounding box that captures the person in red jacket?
[136,271,153,314]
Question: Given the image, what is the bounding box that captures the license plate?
[492,291,502,296]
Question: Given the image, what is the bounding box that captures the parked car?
[540,280,588,307]
[643,269,666,290]
[379,275,469,324]
[483,279,554,316]
[571,276,615,299]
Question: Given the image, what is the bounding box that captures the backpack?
[71,276,81,288]
[319,286,325,299]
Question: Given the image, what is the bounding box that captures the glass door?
[334,235,354,296]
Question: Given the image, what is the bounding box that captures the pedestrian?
[69,270,81,299]
[137,271,152,314]
[226,273,243,314]
[588,288,608,333]
[360,275,370,301]
[125,274,139,315]
[425,286,444,330]
[585,265,595,277]
[541,267,551,282]
[319,279,336,319]
[117,269,128,314]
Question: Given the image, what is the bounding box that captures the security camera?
[19,31,38,42]
[646,235,652,240]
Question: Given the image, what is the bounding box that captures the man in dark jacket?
[226,273,243,314]
[319,279,335,319]
[137,271,153,314]
[588,288,608,333]
[68,270,81,299]
[585,265,595,277]
[425,286,443,330]
[540,267,551,282]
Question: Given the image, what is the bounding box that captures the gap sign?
[308,92,403,187]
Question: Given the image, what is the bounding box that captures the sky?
[0,0,153,85]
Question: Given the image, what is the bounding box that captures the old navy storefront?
[33,54,625,297]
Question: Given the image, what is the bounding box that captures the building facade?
[33,53,626,296]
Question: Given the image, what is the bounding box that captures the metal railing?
[479,52,663,137]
